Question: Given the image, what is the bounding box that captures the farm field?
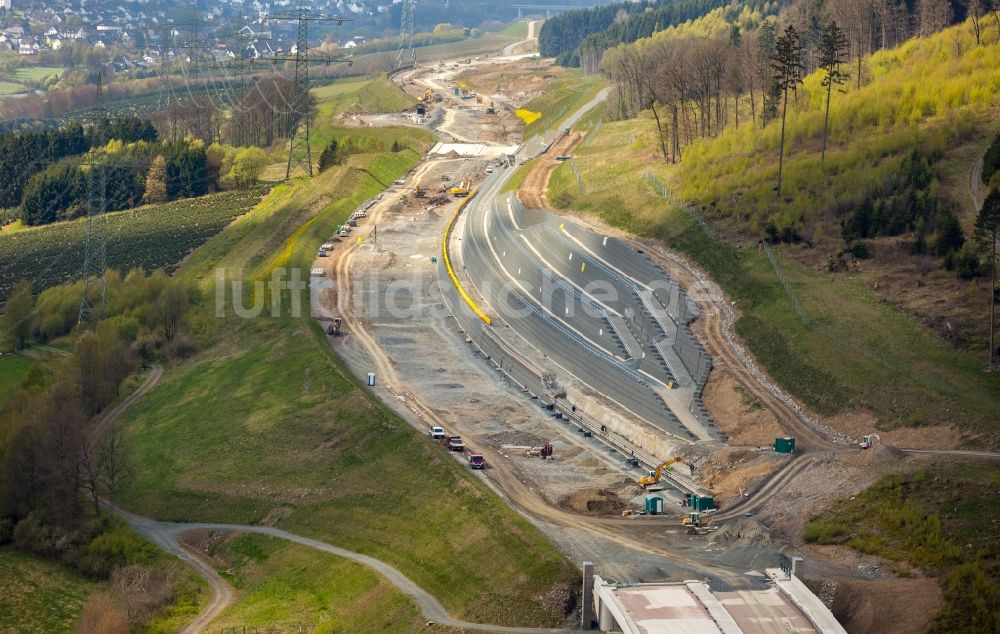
[0,81,26,95]
[0,188,267,302]
[13,66,68,82]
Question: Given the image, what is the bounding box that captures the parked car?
[468,454,486,469]
[428,426,446,440]
[317,250,327,257]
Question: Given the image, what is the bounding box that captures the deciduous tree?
[975,188,1000,367]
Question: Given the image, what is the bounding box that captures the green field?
[804,462,1000,632]
[119,141,578,627]
[547,114,1000,441]
[0,81,26,95]
[14,66,68,82]
[0,354,32,407]
[0,547,99,633]
[208,534,423,632]
[0,189,266,302]
[501,21,529,39]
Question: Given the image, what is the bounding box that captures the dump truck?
[446,436,465,452]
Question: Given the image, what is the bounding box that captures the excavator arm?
[638,456,688,486]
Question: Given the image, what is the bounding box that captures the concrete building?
[583,562,847,634]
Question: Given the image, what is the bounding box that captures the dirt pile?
[560,488,629,515]
[843,444,908,471]
[817,577,943,634]
[708,518,774,547]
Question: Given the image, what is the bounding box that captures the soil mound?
[843,444,907,468]
[560,488,628,515]
[708,518,773,546]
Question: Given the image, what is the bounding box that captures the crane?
[638,456,690,487]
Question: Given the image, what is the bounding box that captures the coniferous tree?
[770,25,805,196]
[818,19,849,171]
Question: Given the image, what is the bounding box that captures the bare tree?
[99,424,132,516]
[917,0,954,37]
[153,284,189,343]
[966,0,987,44]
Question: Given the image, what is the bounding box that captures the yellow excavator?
[449,177,473,197]
[637,456,690,487]
[420,87,432,102]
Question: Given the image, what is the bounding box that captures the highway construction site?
[308,48,997,633]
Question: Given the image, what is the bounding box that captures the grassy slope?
[521,73,606,136]
[207,534,423,632]
[803,462,1000,632]
[677,23,999,232]
[548,112,999,440]
[0,354,33,408]
[501,21,530,39]
[0,547,99,633]
[119,138,577,627]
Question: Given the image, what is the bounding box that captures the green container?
[645,496,664,515]
[689,495,715,511]
[774,437,796,453]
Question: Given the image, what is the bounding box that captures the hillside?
[674,22,999,352]
[544,28,1000,443]
[117,141,579,627]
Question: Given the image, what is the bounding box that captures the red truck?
[468,454,486,469]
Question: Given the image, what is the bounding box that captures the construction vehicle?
[859,433,881,449]
[638,457,690,487]
[326,318,342,336]
[526,441,553,459]
[449,177,472,197]
[420,87,432,102]
[682,512,716,534]
[468,454,486,469]
[414,185,425,198]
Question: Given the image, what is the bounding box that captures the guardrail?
[442,190,492,325]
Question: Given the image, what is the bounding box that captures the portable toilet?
[689,495,715,512]
[774,437,796,453]
[645,496,664,515]
[367,372,376,386]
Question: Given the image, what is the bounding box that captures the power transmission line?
[79,73,108,324]
[396,0,416,70]
[262,3,351,180]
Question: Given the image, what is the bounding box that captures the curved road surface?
[107,362,577,632]
[123,513,575,634]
